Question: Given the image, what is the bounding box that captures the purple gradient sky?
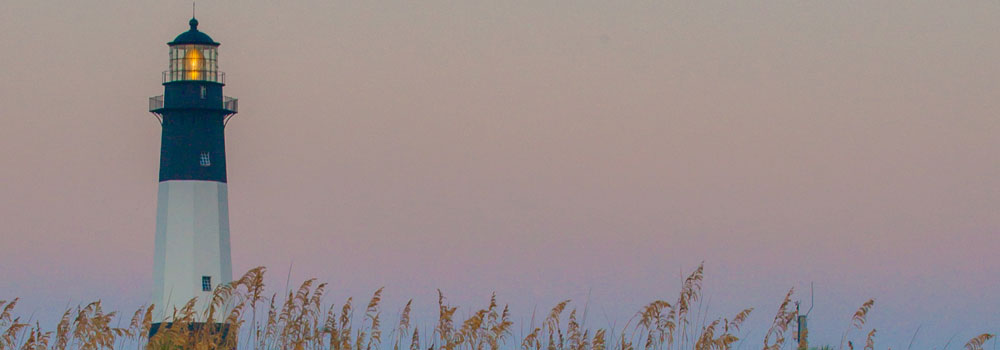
[0,1,998,347]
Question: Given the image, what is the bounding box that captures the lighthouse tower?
[148,17,238,329]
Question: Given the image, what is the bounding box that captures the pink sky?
[0,1,997,347]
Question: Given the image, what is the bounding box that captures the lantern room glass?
[166,44,220,83]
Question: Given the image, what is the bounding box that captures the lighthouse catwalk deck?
[148,17,238,337]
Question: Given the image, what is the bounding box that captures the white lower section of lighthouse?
[152,180,233,321]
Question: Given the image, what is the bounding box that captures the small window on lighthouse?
[202,276,212,291]
[200,152,211,167]
[200,86,207,99]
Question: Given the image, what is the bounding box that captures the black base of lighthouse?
[148,322,236,349]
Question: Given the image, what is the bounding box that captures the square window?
[202,276,212,291]
[200,152,211,167]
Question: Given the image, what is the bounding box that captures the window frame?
[199,152,211,167]
[201,276,212,291]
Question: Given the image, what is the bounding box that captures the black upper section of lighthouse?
[151,18,238,183]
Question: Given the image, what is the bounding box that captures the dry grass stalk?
[840,299,875,350]
[544,300,571,350]
[592,329,606,350]
[964,334,995,350]
[725,308,752,334]
[20,321,54,350]
[763,288,796,350]
[1,321,27,350]
[323,304,340,350]
[851,300,875,330]
[436,290,460,350]
[409,327,419,350]
[394,299,413,350]
[522,328,541,350]
[675,263,704,350]
[340,297,354,350]
[459,309,487,350]
[490,304,513,350]
[0,299,16,325]
[863,329,875,350]
[565,310,582,350]
[692,319,717,350]
[635,300,670,350]
[619,331,633,350]
[365,288,384,350]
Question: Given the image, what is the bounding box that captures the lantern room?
[164,18,223,84]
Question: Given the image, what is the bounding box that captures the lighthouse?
[148,17,238,332]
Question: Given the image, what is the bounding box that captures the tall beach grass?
[0,264,993,350]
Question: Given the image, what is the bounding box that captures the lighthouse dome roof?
[169,18,219,46]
